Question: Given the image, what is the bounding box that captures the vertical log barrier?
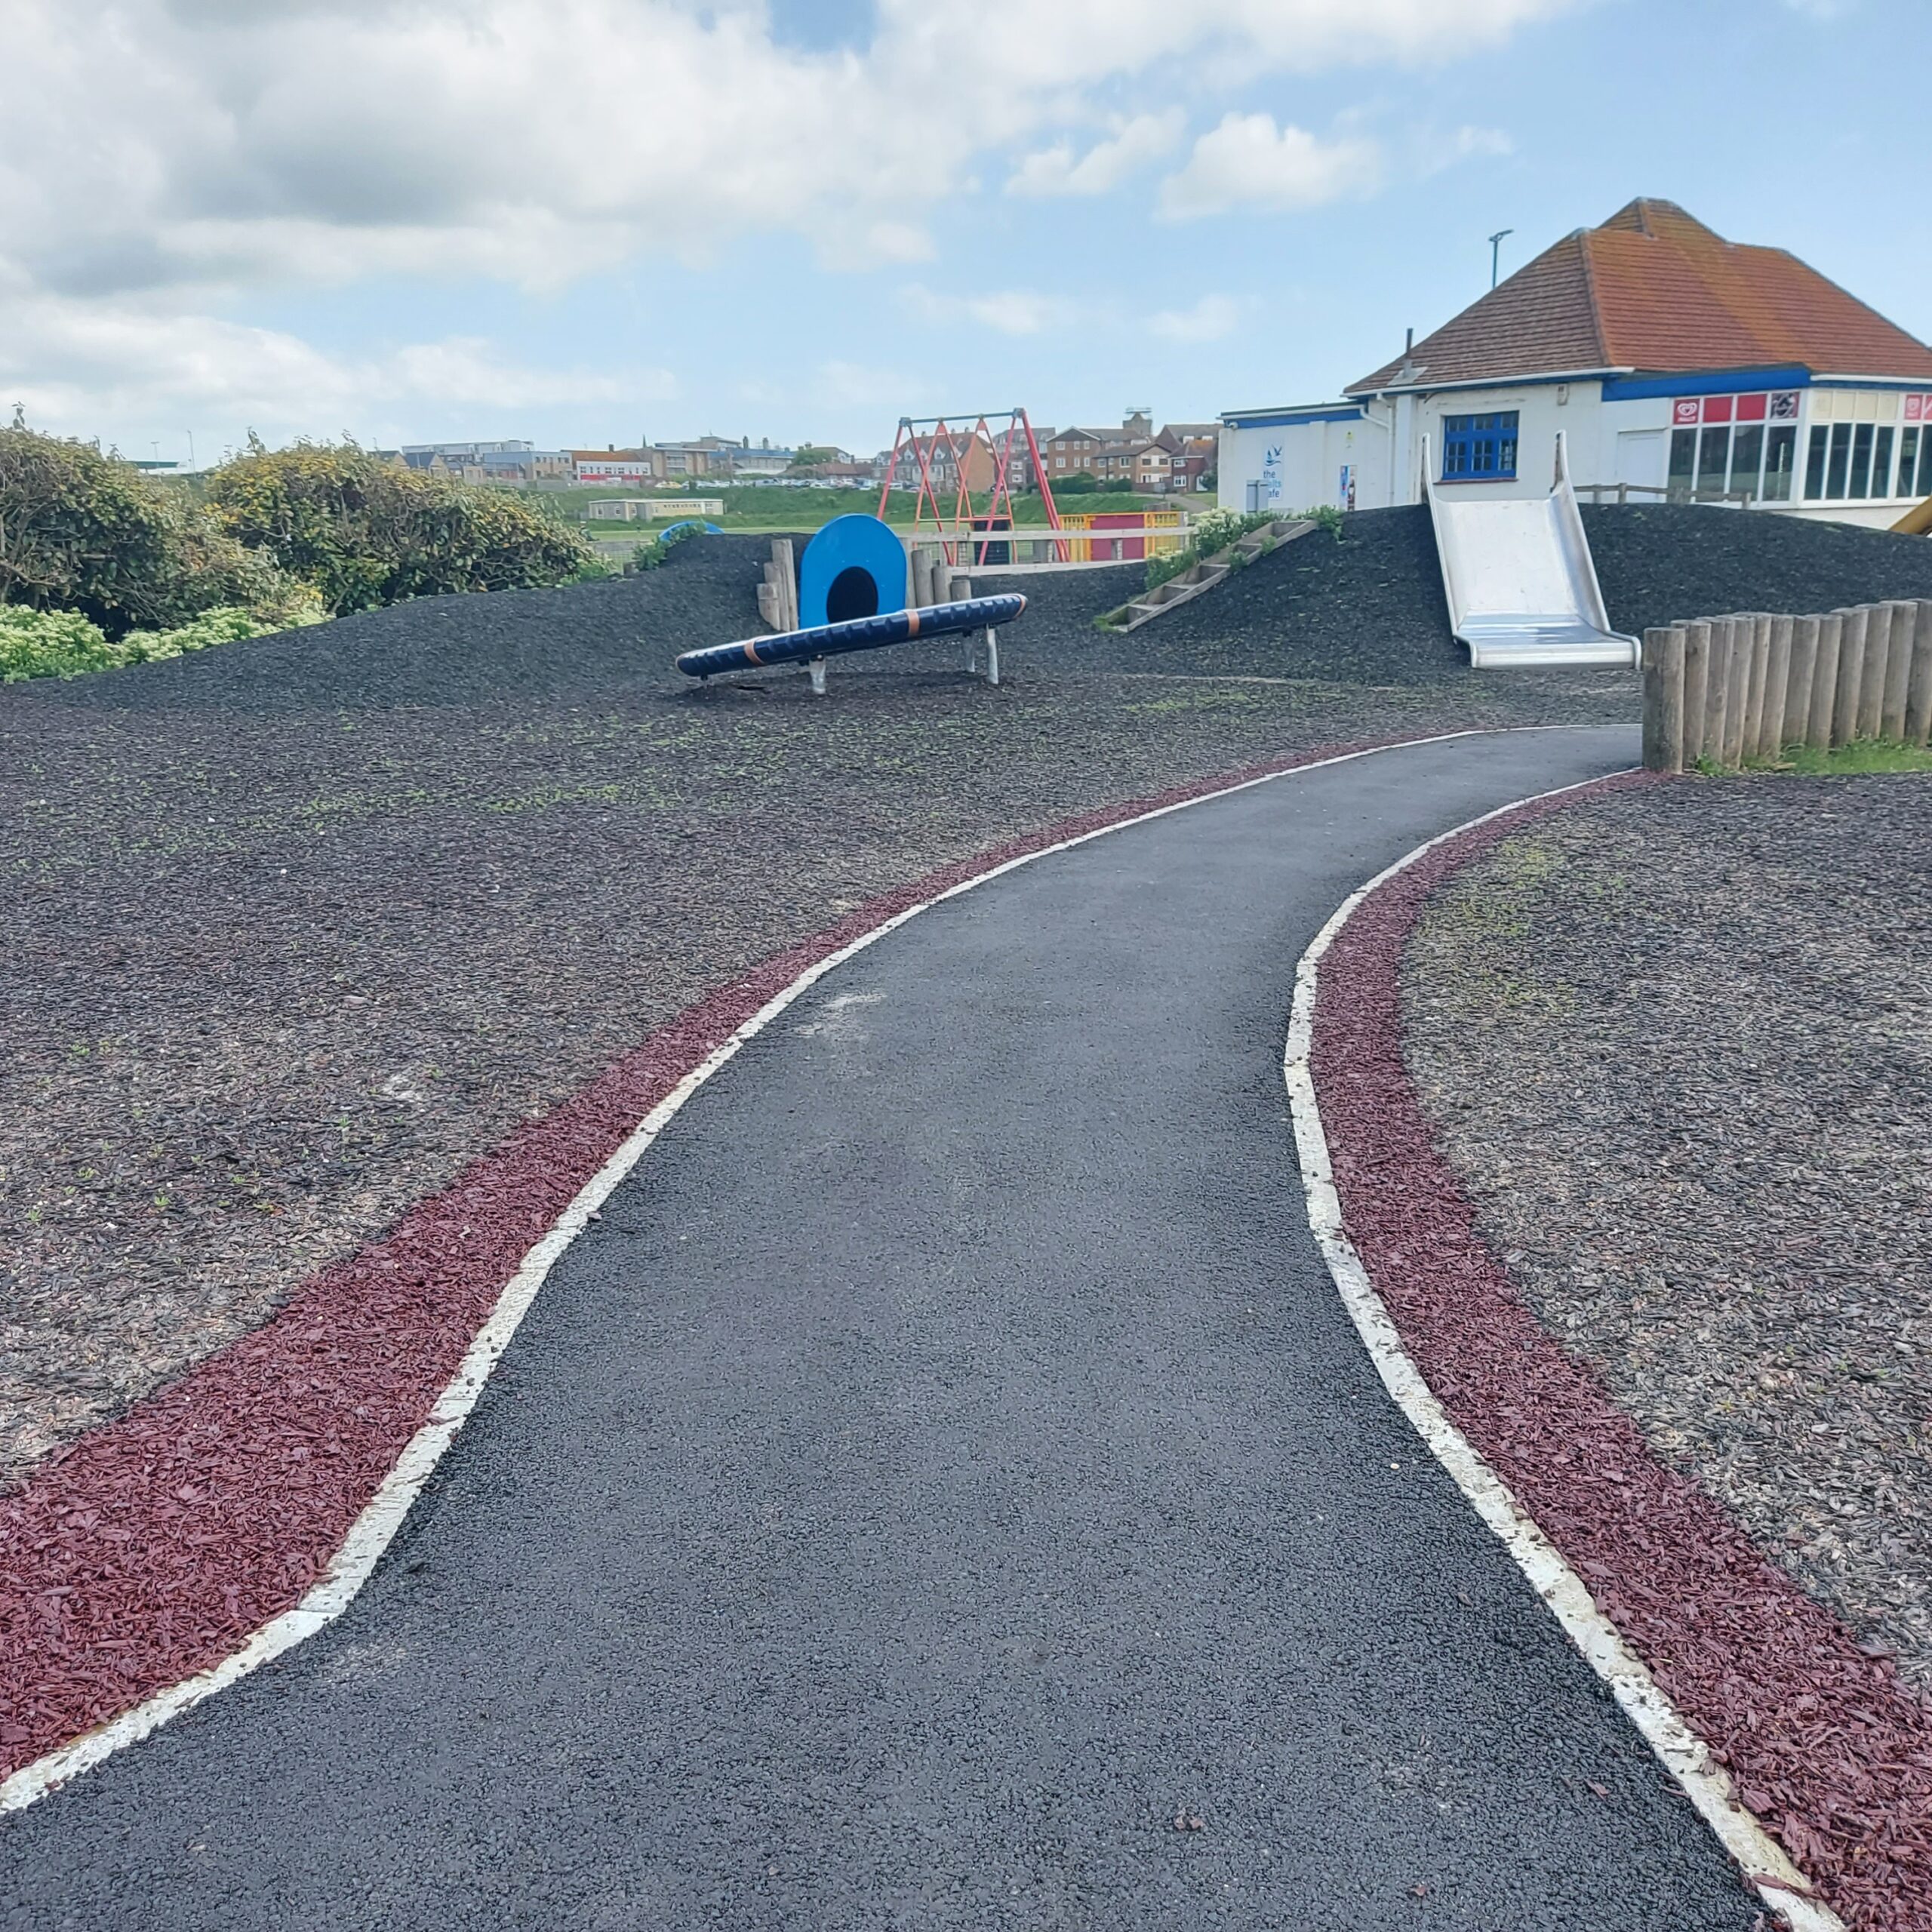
[1783,616,1820,749]
[1740,614,1770,762]
[1909,598,1932,749]
[769,539,798,632]
[1856,604,1890,742]
[1641,626,1687,772]
[1832,605,1867,746]
[1807,614,1843,751]
[1682,620,1712,768]
[1760,614,1794,761]
[1703,618,1733,765]
[1881,601,1915,742]
[1645,598,1929,771]
[1730,618,1761,768]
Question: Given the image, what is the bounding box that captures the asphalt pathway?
[3,724,1761,1930]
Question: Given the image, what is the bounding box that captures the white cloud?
[0,285,674,445]
[901,285,1073,337]
[1416,124,1516,175]
[0,0,1581,434]
[1148,294,1244,343]
[1157,114,1383,220]
[1008,111,1186,197]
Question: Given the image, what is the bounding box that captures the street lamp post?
[1488,228,1515,290]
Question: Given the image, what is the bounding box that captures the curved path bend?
[3,725,1761,1930]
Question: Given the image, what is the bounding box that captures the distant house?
[891,430,998,495]
[571,447,662,485]
[1218,198,1932,529]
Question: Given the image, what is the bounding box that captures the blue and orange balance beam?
[676,594,1026,680]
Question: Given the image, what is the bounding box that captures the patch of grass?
[1759,740,1932,777]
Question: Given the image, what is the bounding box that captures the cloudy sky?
[3,0,1921,464]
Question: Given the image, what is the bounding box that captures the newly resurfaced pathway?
[5,726,1761,1930]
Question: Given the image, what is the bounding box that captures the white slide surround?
[1424,431,1640,669]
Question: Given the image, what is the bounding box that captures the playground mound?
[1402,774,1932,1694]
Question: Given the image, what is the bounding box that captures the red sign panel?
[1702,395,1734,424]
[1734,392,1767,423]
[1907,394,1929,423]
[1673,398,1700,425]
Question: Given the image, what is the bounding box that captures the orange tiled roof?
[1348,198,1932,393]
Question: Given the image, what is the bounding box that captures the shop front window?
[1763,424,1797,502]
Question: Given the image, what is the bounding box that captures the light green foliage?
[120,603,326,662]
[1140,507,1282,593]
[0,605,123,680]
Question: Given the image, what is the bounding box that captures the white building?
[1220,199,1932,532]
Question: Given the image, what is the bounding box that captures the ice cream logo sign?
[1674,391,1801,425]
[1906,395,1932,423]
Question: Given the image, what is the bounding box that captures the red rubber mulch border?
[0,732,1423,1787]
[1309,771,1932,1932]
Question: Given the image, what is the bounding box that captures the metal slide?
[1423,431,1639,669]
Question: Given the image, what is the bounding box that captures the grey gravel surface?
[1404,774,1932,1690]
[0,555,1634,1488]
[0,727,1762,1932]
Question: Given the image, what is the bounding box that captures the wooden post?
[1740,614,1770,764]
[1807,612,1843,749]
[756,580,781,630]
[1908,598,1932,749]
[1856,603,1890,740]
[1832,605,1868,745]
[1760,614,1794,761]
[1642,626,1687,772]
[910,547,934,609]
[1881,601,1915,741]
[1721,616,1751,768]
[1682,620,1712,768]
[770,539,797,632]
[1783,615,1820,749]
[1702,617,1733,764]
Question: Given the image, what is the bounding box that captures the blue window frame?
[1441,411,1519,480]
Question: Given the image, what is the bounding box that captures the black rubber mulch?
[1583,502,1932,634]
[1403,774,1932,1693]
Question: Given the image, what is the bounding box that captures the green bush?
[0,605,124,680]
[207,440,595,614]
[0,422,319,638]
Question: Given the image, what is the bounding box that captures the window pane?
[1669,428,1697,499]
[1826,423,1851,499]
[1730,425,1764,500]
[1699,426,1730,494]
[1873,426,1896,497]
[1921,426,1932,496]
[1849,422,1875,498]
[1900,428,1921,500]
[1764,426,1796,502]
[1805,425,1829,499]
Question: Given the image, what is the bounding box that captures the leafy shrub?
[634,520,708,570]
[207,440,595,614]
[0,422,318,638]
[120,602,328,662]
[0,605,124,680]
[1141,508,1283,592]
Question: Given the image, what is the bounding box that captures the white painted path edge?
[1282,777,1844,1932]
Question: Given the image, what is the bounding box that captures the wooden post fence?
[1642,596,1932,771]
